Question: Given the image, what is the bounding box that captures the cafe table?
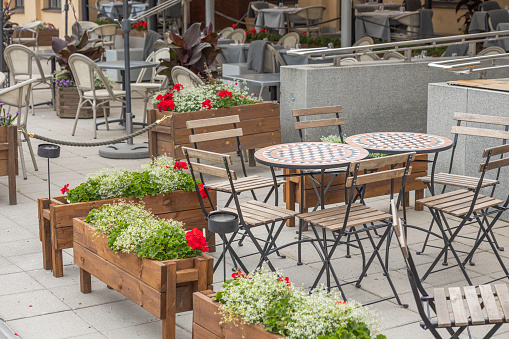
[355,10,407,41]
[255,142,369,264]
[355,3,401,12]
[255,7,299,35]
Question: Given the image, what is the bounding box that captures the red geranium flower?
[217,90,233,98]
[143,22,147,28]
[245,31,249,35]
[186,228,209,252]
[201,99,213,109]
[232,24,237,28]
[232,270,248,280]
[173,161,188,170]
[156,94,163,100]
[302,31,307,34]
[173,84,184,91]
[198,183,207,198]
[251,29,256,34]
[61,184,70,194]
[260,28,266,33]
[277,276,291,286]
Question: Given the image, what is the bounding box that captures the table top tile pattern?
[346,132,453,154]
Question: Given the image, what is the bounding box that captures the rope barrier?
[18,115,170,147]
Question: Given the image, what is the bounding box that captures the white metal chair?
[227,29,247,44]
[170,66,204,87]
[477,46,506,56]
[288,6,326,36]
[89,24,118,49]
[11,21,42,50]
[4,44,54,116]
[131,48,170,124]
[392,11,420,41]
[0,79,38,179]
[68,54,126,139]
[276,32,300,49]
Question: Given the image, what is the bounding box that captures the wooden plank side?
[454,112,509,126]
[434,288,452,328]
[451,126,509,140]
[292,105,342,116]
[186,115,240,129]
[189,128,244,144]
[193,292,224,336]
[73,243,163,318]
[463,285,485,325]
[193,323,222,339]
[479,284,503,323]
[494,284,509,322]
[448,287,469,326]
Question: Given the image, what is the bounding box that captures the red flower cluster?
[61,184,70,195]
[201,99,213,109]
[173,84,184,91]
[336,300,347,305]
[232,270,248,280]
[232,24,237,28]
[251,29,256,34]
[173,161,188,170]
[186,228,209,252]
[156,92,175,112]
[277,276,291,286]
[217,90,233,98]
[302,31,307,34]
[260,28,266,33]
[198,183,207,198]
[132,22,148,30]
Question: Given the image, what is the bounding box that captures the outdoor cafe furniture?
[470,8,509,33]
[355,2,401,13]
[255,6,300,35]
[276,32,300,48]
[88,24,118,50]
[227,29,247,44]
[99,0,148,20]
[356,10,404,41]
[183,146,298,273]
[171,66,204,87]
[223,73,281,101]
[392,200,509,339]
[11,21,41,49]
[296,152,414,305]
[287,5,327,36]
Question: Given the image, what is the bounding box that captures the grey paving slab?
[0,289,70,321]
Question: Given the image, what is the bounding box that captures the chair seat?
[219,200,298,226]
[417,189,504,217]
[297,203,392,231]
[13,38,36,43]
[83,89,126,99]
[14,74,50,82]
[131,83,163,90]
[432,284,509,328]
[205,175,286,193]
[416,173,498,190]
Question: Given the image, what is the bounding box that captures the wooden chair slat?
[479,284,503,323]
[480,157,509,172]
[416,173,498,189]
[222,207,263,226]
[294,118,345,130]
[454,112,509,126]
[222,206,271,223]
[451,126,509,140]
[242,202,291,218]
[189,128,244,144]
[350,153,415,172]
[463,285,485,325]
[417,189,470,205]
[182,147,232,164]
[434,288,452,327]
[450,198,503,217]
[292,105,342,117]
[441,196,492,214]
[190,162,237,180]
[186,115,240,129]
[449,287,469,327]
[346,167,410,187]
[343,212,391,229]
[239,207,282,222]
[482,144,509,157]
[248,200,298,217]
[419,190,473,207]
[298,203,364,219]
[494,284,509,322]
[303,206,369,224]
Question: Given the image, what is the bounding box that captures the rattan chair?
[11,21,41,49]
[131,48,170,124]
[227,29,247,44]
[170,66,204,87]
[218,27,234,38]
[68,54,126,139]
[89,24,118,49]
[4,44,54,116]
[340,57,359,64]
[353,36,374,46]
[276,32,300,49]
[392,11,420,41]
[383,51,406,60]
[288,6,326,36]
[0,79,38,179]
[488,9,509,30]
[477,46,506,56]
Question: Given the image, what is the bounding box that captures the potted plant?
[194,268,386,338]
[75,201,213,339]
[130,21,148,38]
[53,69,114,118]
[0,106,18,205]
[147,80,281,162]
[38,155,216,278]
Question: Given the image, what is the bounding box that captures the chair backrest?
[292,6,326,22]
[187,115,250,178]
[218,27,234,38]
[394,11,420,27]
[0,79,37,128]
[251,1,270,15]
[480,1,501,11]
[4,44,46,81]
[228,29,247,43]
[78,21,99,30]
[404,0,422,11]
[358,53,381,62]
[488,9,509,30]
[479,144,509,174]
[170,66,204,87]
[383,51,406,60]
[21,21,42,30]
[292,105,344,142]
[277,32,300,49]
[476,46,506,56]
[68,54,115,99]
[263,44,286,73]
[340,57,358,64]
[0,73,5,86]
[353,36,374,47]
[137,48,170,83]
[90,24,118,41]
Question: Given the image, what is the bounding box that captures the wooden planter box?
[147,102,281,165]
[14,29,59,46]
[38,190,217,278]
[193,291,282,339]
[74,219,213,339]
[0,125,17,205]
[283,154,428,226]
[55,86,109,119]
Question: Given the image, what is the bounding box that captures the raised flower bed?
[74,202,213,339]
[14,22,59,46]
[0,108,18,205]
[38,156,216,278]
[193,269,386,339]
[147,82,281,164]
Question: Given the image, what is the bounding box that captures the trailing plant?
[86,201,208,259]
[37,22,57,30]
[152,81,258,113]
[321,135,385,158]
[0,104,17,126]
[64,156,203,203]
[318,320,387,339]
[157,22,222,79]
[213,268,385,339]
[53,69,114,89]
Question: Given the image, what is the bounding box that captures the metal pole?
[183,0,188,33]
[47,158,53,271]
[148,0,157,31]
[64,0,69,36]
[205,0,214,30]
[341,0,352,47]
[0,7,4,73]
[81,0,89,21]
[122,0,133,146]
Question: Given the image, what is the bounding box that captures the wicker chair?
[288,6,326,36]
[276,32,300,49]
[218,27,234,38]
[170,66,204,88]
[383,51,406,60]
[89,24,118,49]
[477,46,506,56]
[227,29,247,43]
[392,11,420,41]
[11,21,41,50]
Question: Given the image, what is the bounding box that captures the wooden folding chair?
[392,200,509,339]
[418,144,509,285]
[182,147,298,273]
[297,152,414,305]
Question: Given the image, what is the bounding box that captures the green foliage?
[135,226,202,260]
[264,297,295,336]
[318,320,387,339]
[94,18,118,26]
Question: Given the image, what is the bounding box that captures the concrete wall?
[427,81,509,220]
[280,59,509,144]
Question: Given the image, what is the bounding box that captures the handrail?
[428,53,509,75]
[287,30,509,65]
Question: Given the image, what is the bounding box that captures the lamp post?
[64,0,69,36]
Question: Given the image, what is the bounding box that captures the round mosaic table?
[255,142,369,170]
[345,132,453,154]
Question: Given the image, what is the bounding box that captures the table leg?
[269,85,278,101]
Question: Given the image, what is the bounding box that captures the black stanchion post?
[81,0,89,21]
[148,0,157,31]
[64,0,69,36]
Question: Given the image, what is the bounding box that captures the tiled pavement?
[1,61,509,338]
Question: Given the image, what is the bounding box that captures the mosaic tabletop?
[345,132,453,154]
[255,142,369,169]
